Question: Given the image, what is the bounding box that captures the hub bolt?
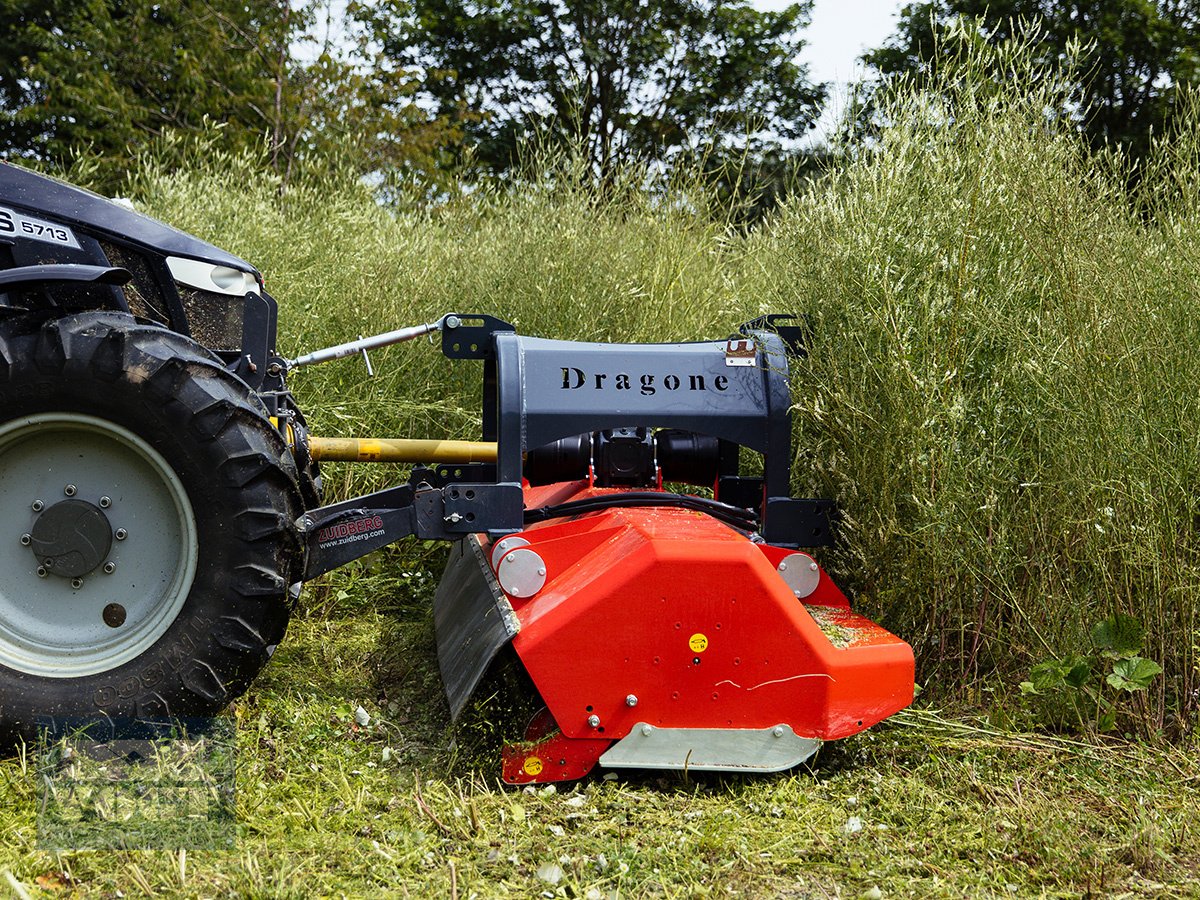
[70,578,83,589]
[19,533,30,546]
[36,566,47,578]
[99,496,111,508]
[587,714,600,728]
[103,562,116,574]
[64,484,77,497]
[31,500,44,512]
[115,528,127,541]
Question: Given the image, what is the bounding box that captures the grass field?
[2,614,1199,898]
[3,28,1200,898]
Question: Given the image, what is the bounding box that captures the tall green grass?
[123,30,1200,734]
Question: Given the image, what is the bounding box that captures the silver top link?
[284,314,457,370]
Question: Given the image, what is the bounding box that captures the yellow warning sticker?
[523,756,543,776]
[689,633,709,653]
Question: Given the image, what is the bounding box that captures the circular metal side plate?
[777,552,820,599]
[490,535,530,570]
[496,548,547,598]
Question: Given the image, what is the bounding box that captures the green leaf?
[1097,710,1117,732]
[1107,656,1162,692]
[1064,657,1093,689]
[1091,614,1144,656]
[1029,660,1069,692]
[1018,680,1037,695]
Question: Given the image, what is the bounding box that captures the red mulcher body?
[444,482,913,784]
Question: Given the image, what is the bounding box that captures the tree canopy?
[363,0,826,177]
[0,0,293,170]
[863,1,1200,161]
[0,0,464,191]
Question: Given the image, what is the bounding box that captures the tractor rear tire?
[0,311,304,741]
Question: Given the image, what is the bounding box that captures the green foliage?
[861,0,1200,162]
[0,0,466,193]
[0,0,297,185]
[744,22,1200,738]
[282,10,473,198]
[364,0,825,178]
[1019,615,1163,734]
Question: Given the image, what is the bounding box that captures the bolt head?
[625,694,638,707]
[772,726,785,737]
[641,724,653,736]
[36,566,47,578]
[115,528,127,541]
[19,533,30,546]
[444,314,461,330]
[103,562,116,574]
[64,484,76,497]
[31,500,43,512]
[99,496,111,508]
[778,562,787,572]
[587,714,600,728]
[70,577,83,589]
[809,562,818,571]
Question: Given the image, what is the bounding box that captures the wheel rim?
[0,413,198,678]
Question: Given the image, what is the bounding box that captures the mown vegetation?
[3,26,1200,898]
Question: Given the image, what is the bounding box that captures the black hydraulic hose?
[523,492,759,532]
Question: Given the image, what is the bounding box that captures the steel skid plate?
[433,534,520,719]
[599,723,820,772]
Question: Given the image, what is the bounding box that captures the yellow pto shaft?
[307,436,498,464]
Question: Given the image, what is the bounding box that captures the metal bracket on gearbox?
[761,498,838,548]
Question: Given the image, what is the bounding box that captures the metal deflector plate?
[433,534,520,720]
[599,724,821,772]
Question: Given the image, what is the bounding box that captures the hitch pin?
[284,314,457,370]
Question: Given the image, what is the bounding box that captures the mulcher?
[0,162,913,783]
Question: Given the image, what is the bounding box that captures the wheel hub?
[29,499,113,578]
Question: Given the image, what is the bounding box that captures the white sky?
[756,0,908,142]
